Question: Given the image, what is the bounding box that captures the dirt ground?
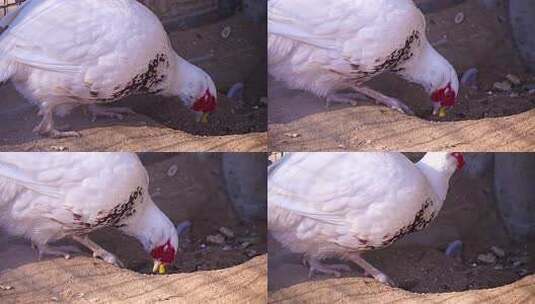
[0,153,267,303]
[268,1,535,151]
[0,13,267,152]
[268,153,534,300]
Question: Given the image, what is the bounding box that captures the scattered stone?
[51,297,59,302]
[506,74,522,86]
[454,12,465,24]
[490,246,506,258]
[227,82,244,103]
[512,258,528,268]
[493,81,512,92]
[51,146,67,152]
[460,68,478,88]
[200,243,207,249]
[167,165,178,177]
[219,227,235,239]
[445,240,463,257]
[238,236,262,244]
[222,245,232,251]
[494,264,504,270]
[284,133,301,138]
[510,92,519,98]
[523,83,535,91]
[240,242,252,249]
[206,234,225,245]
[0,285,13,290]
[245,249,257,257]
[477,253,497,264]
[337,144,346,149]
[221,26,232,39]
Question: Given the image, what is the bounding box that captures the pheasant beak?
[432,104,448,118]
[196,112,210,124]
[438,107,448,118]
[152,260,167,274]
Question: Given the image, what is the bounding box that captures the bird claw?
[48,129,81,138]
[34,244,81,260]
[93,250,124,268]
[304,256,351,278]
[88,105,135,122]
[376,273,396,287]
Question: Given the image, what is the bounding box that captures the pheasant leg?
[87,104,135,122]
[72,235,124,267]
[351,86,414,115]
[347,253,396,287]
[304,255,352,278]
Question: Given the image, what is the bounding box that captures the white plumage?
[268,152,464,285]
[0,152,178,271]
[268,0,459,116]
[0,0,217,138]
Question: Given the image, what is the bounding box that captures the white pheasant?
[0,152,178,273]
[268,152,465,286]
[0,0,217,138]
[268,0,459,117]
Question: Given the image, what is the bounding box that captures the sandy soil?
[268,1,535,152]
[0,153,267,303]
[269,274,535,304]
[268,153,534,298]
[0,13,267,152]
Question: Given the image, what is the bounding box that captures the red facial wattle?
[451,152,465,170]
[191,89,217,113]
[150,240,176,264]
[431,82,456,107]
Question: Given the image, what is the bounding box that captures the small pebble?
[219,227,235,239]
[477,253,497,264]
[445,240,463,257]
[222,245,232,251]
[206,234,226,245]
[513,260,525,268]
[51,297,59,302]
[238,236,262,244]
[221,26,232,39]
[454,12,465,24]
[506,74,522,86]
[167,165,178,177]
[490,246,505,258]
[493,81,512,92]
[284,133,301,138]
[0,285,13,290]
[245,249,257,257]
[240,242,251,249]
[51,146,67,152]
[460,68,478,88]
[494,264,504,270]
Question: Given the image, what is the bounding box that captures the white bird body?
[268,0,459,114]
[0,0,217,137]
[0,152,178,268]
[268,152,463,283]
